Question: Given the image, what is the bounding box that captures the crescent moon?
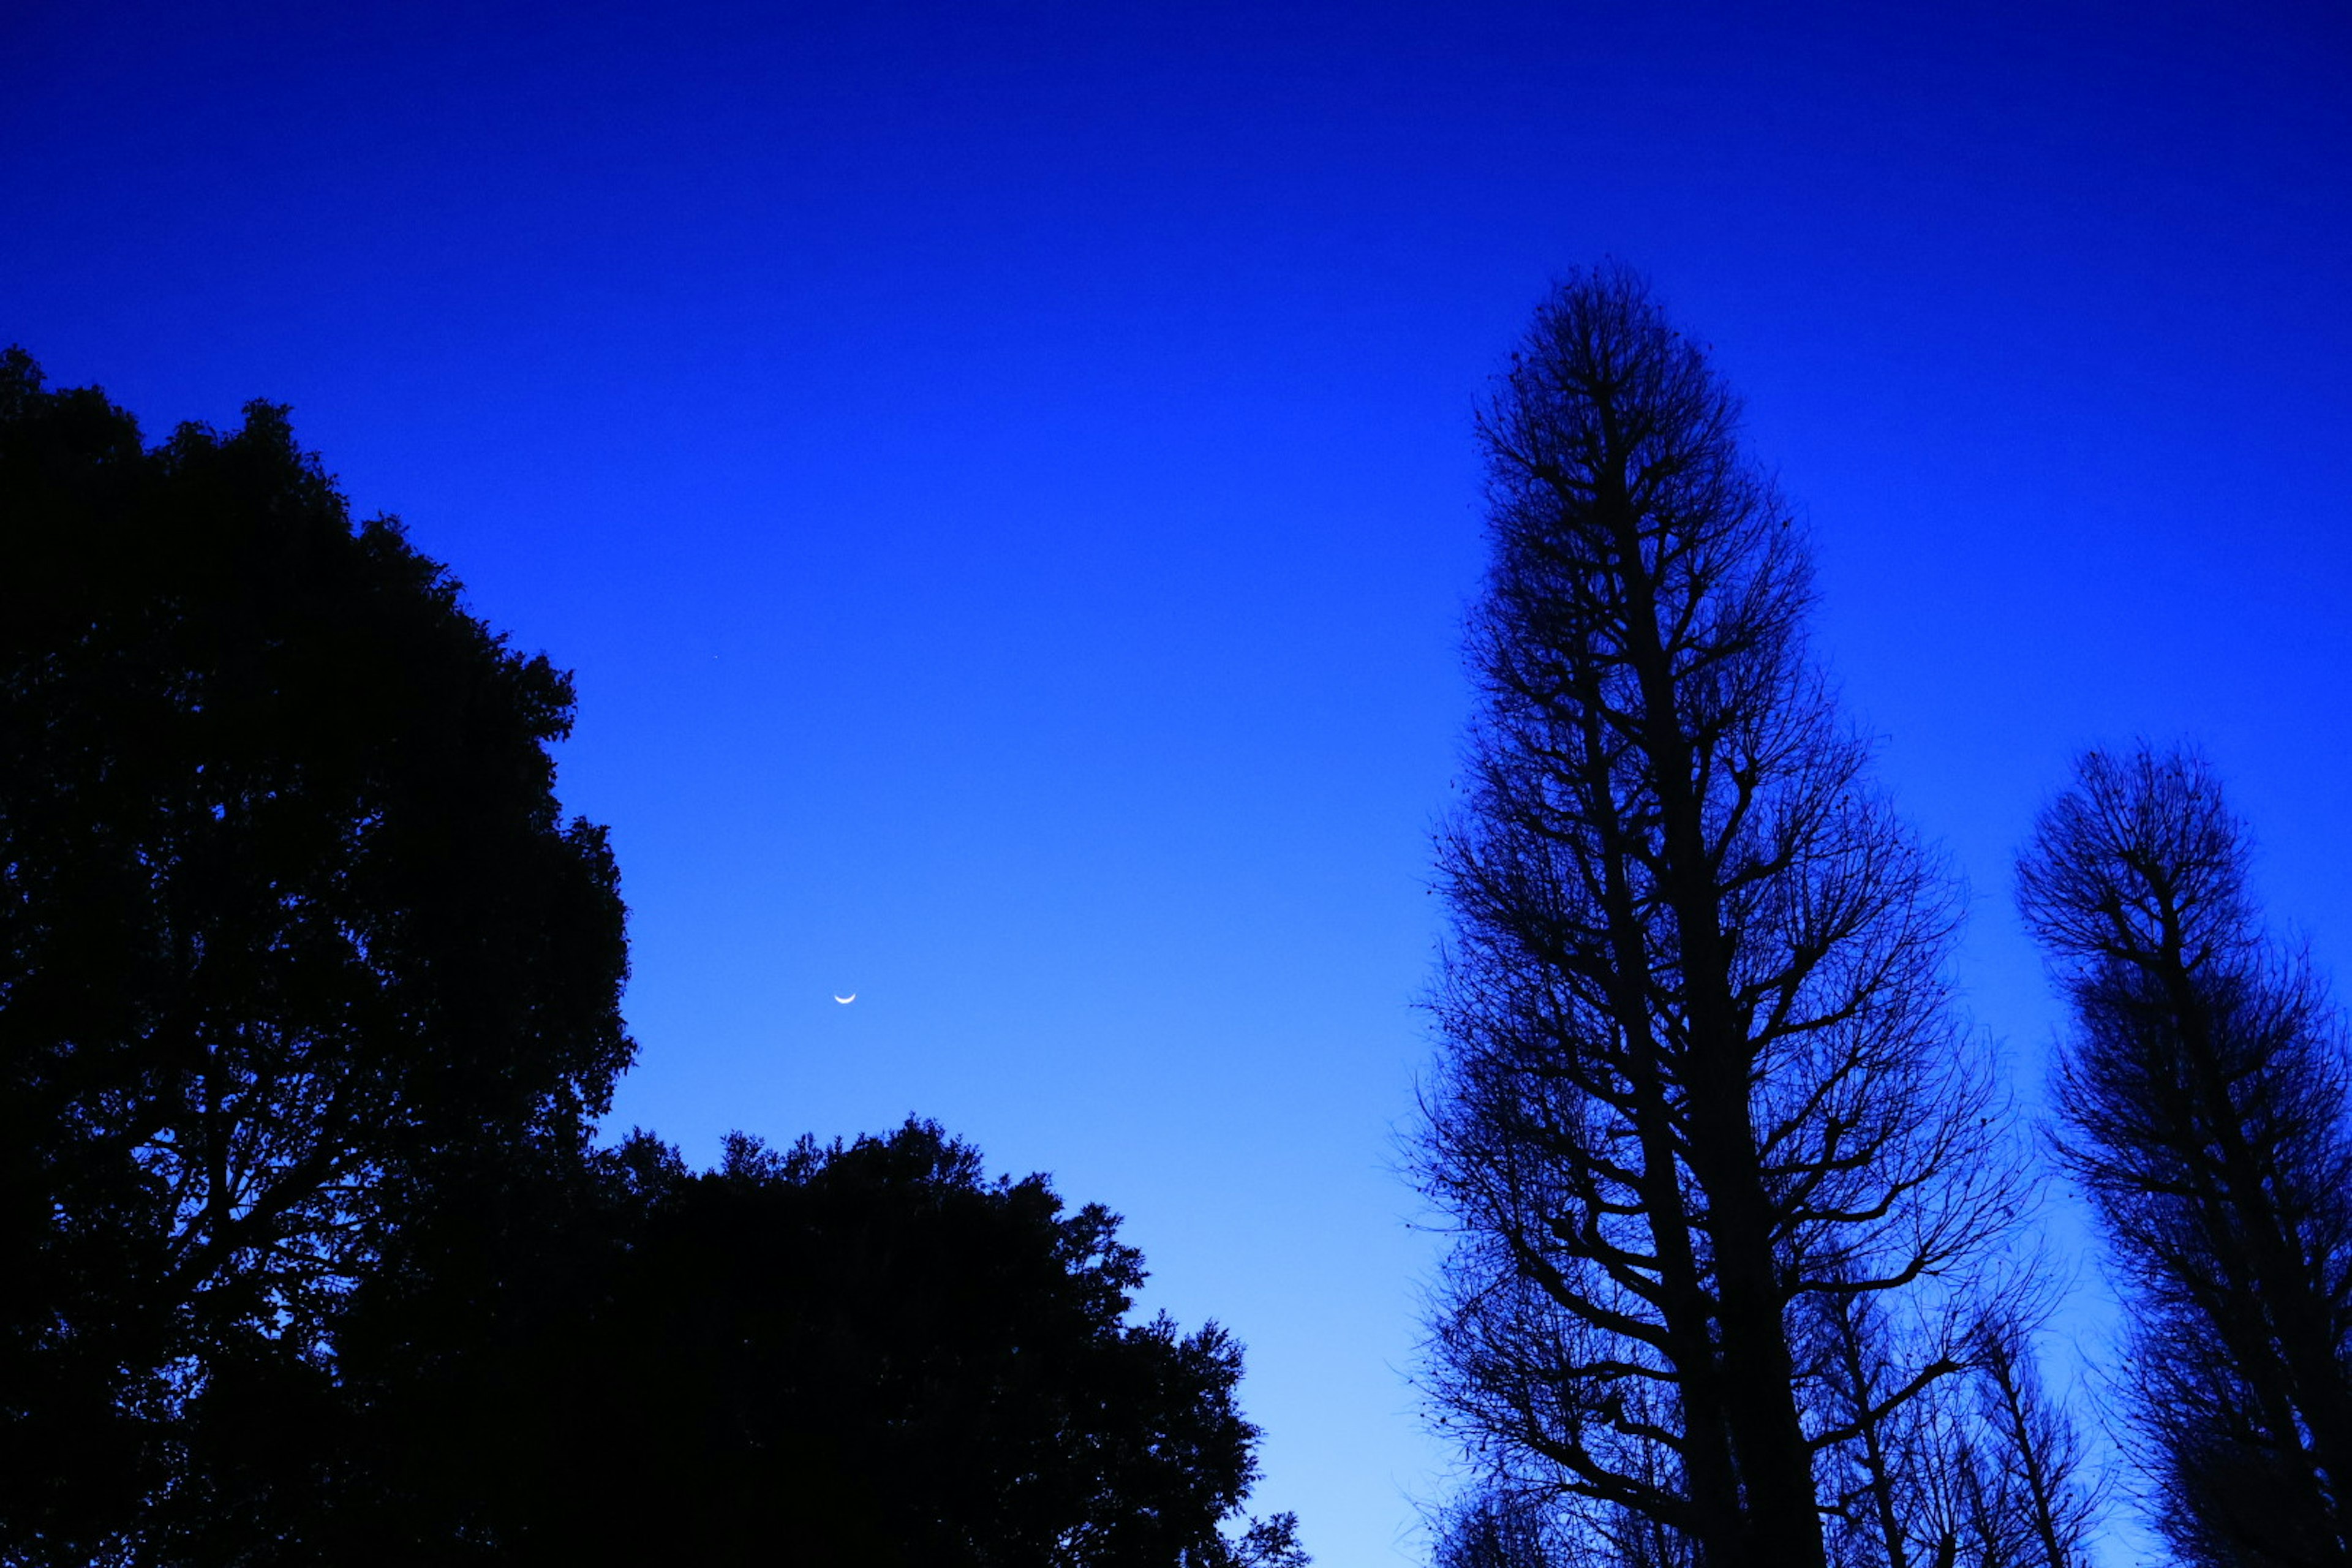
[833,993,856,1005]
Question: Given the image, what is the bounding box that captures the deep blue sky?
[8,2,2349,1559]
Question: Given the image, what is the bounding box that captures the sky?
[7,1,2350,1560]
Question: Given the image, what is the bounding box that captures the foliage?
[0,348,633,1562]
[363,1118,1307,1567]
[0,356,1302,1560]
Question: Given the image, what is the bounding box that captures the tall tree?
[0,349,633,1563]
[2018,745,2352,1567]
[1419,270,2018,1568]
[1966,1313,2100,1568]
[1809,1294,2100,1568]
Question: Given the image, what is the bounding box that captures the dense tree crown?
[0,347,635,1559]
[1418,271,2070,1568]
[438,1120,1308,1568]
[0,352,1303,1567]
[2019,747,2352,1567]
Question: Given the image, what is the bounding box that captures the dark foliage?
[2018,746,2352,1567]
[0,348,633,1562]
[1417,270,2024,1567]
[353,1119,1306,1568]
[0,350,1302,1566]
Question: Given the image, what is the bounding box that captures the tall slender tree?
[1809,1284,2099,1568]
[1419,269,2019,1567]
[2018,745,2352,1567]
[1967,1312,2100,1568]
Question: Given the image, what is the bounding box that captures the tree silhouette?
[2018,745,2352,1567]
[1417,270,2024,1567]
[1807,1289,2098,1568]
[0,350,1308,1566]
[0,349,633,1562]
[374,1118,1308,1567]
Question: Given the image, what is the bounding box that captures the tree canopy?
[400,1120,1308,1567]
[0,349,1303,1567]
[0,347,634,1561]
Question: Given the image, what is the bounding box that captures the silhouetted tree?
[1419,270,2022,1568]
[1809,1291,2099,1568]
[1809,1278,1950,1568]
[395,1118,1307,1567]
[1433,1488,1569,1568]
[0,349,633,1562]
[1435,1474,1699,1568]
[2018,745,2352,1567]
[1966,1313,2100,1568]
[0,350,1309,1566]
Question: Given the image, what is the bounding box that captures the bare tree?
[1801,1278,2102,1568]
[1418,268,2021,1568]
[1433,1487,1566,1568]
[1837,1303,2104,1568]
[2017,745,2352,1567]
[1808,1280,1956,1568]
[1966,1313,2100,1568]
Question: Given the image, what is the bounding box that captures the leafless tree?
[1418,268,2024,1568]
[1808,1279,1959,1568]
[1801,1276,2101,1568]
[2017,745,2352,1567]
[1965,1312,2101,1568]
[1432,1487,1568,1568]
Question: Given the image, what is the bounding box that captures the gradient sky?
[7,2,2350,1561]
